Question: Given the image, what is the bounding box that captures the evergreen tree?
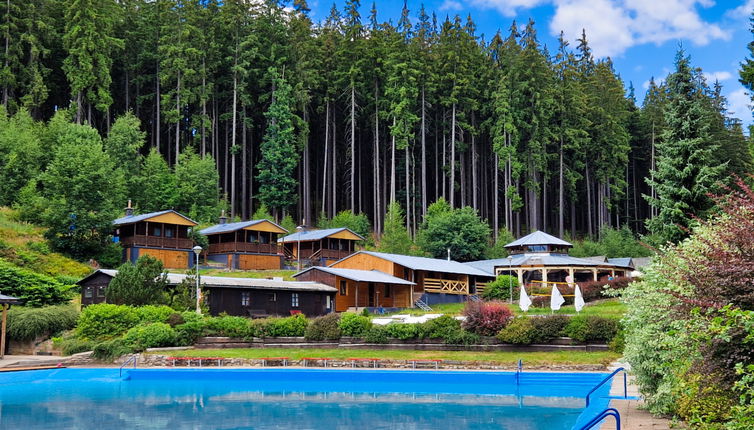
[256,69,298,216]
[106,255,169,306]
[174,147,220,222]
[132,148,177,212]
[646,50,725,244]
[417,197,490,262]
[0,108,43,205]
[740,11,754,126]
[379,201,414,255]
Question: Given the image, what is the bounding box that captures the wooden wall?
[138,248,189,269]
[296,270,411,311]
[206,287,333,317]
[237,254,283,270]
[79,272,112,306]
[331,253,394,274]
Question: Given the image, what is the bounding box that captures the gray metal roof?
[113,210,197,226]
[607,258,634,269]
[293,267,415,285]
[77,269,335,293]
[350,251,495,278]
[632,257,652,269]
[278,227,364,243]
[465,253,628,274]
[0,293,21,304]
[199,219,287,235]
[504,230,573,248]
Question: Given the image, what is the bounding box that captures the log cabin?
[278,227,364,267]
[199,215,288,270]
[328,251,495,306]
[77,269,336,317]
[113,205,198,270]
[464,230,635,296]
[293,266,416,312]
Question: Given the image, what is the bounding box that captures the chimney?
[219,209,228,225]
[125,200,134,217]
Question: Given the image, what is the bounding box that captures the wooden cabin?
[77,269,336,317]
[278,228,364,267]
[294,266,415,312]
[465,231,634,292]
[328,251,495,306]
[113,205,198,270]
[200,216,287,270]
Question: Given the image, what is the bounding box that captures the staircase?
[414,299,432,312]
[467,295,482,302]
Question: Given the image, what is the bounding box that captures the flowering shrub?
[461,301,513,336]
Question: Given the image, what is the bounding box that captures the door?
[368,283,375,307]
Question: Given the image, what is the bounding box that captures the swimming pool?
[0,368,613,429]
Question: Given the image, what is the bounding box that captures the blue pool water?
[0,368,612,429]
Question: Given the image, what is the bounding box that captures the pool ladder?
[576,367,628,430]
[119,354,138,377]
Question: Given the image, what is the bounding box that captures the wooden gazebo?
[0,293,21,359]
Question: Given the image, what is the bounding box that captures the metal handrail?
[586,367,627,407]
[515,359,523,386]
[577,407,621,430]
[119,354,138,378]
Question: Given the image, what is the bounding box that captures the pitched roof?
[465,253,631,274]
[77,269,335,292]
[345,251,495,277]
[607,257,634,269]
[199,219,287,235]
[113,210,197,227]
[504,230,573,248]
[278,227,364,243]
[293,267,415,285]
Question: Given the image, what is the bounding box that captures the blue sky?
[307,0,754,128]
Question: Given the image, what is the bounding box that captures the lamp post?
[296,224,304,271]
[192,245,202,314]
[507,255,513,304]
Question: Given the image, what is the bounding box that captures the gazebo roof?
[0,293,21,304]
[504,230,573,248]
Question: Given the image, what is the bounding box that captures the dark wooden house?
[329,251,495,306]
[278,227,364,267]
[113,205,198,269]
[77,269,335,317]
[200,216,288,270]
[294,266,415,312]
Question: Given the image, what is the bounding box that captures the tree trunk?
[405,145,410,233]
[322,101,329,216]
[350,84,356,212]
[586,161,593,237]
[175,70,181,164]
[2,0,9,108]
[558,137,564,238]
[201,58,207,157]
[421,87,427,217]
[230,68,238,218]
[493,154,499,240]
[374,82,381,234]
[450,103,456,207]
[390,117,396,203]
[331,111,336,217]
[242,108,247,219]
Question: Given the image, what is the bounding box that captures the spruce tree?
[379,201,414,255]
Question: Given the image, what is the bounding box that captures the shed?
[200,215,287,270]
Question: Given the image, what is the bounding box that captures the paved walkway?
[0,354,68,369]
[598,362,677,430]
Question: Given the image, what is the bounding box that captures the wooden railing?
[423,278,469,295]
[319,249,353,260]
[208,242,280,255]
[475,282,489,295]
[121,235,193,250]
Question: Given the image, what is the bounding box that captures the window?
[84,287,93,298]
[164,226,174,238]
[291,293,299,307]
[268,293,276,302]
[326,295,332,309]
[384,285,391,298]
[152,225,162,237]
[260,234,269,244]
[241,292,251,306]
[339,280,347,295]
[97,287,106,298]
[247,232,258,243]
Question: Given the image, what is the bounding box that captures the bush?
[135,305,175,324]
[364,326,389,344]
[166,312,185,327]
[6,305,78,341]
[0,259,75,306]
[123,322,177,351]
[531,296,549,308]
[565,315,620,343]
[204,315,252,338]
[175,320,206,346]
[249,318,272,338]
[609,328,625,353]
[461,301,514,336]
[60,337,96,355]
[339,313,372,337]
[578,277,632,302]
[266,314,308,337]
[482,275,519,301]
[385,323,419,340]
[444,329,481,345]
[497,317,538,345]
[106,256,168,306]
[92,338,133,361]
[531,315,569,340]
[304,313,341,341]
[77,304,139,339]
[418,315,461,339]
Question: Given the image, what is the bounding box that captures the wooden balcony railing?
[207,242,281,255]
[475,282,489,295]
[319,249,353,260]
[423,278,469,295]
[120,235,193,250]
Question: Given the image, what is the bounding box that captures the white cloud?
[726,0,754,19]
[728,88,752,125]
[440,0,463,11]
[703,71,734,82]
[467,0,549,17]
[548,0,730,58]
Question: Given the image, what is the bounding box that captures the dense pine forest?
[0,0,752,261]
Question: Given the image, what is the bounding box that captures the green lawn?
[155,348,620,366]
[384,299,625,318]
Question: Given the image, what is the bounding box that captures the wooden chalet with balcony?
[113,205,197,270]
[293,266,416,312]
[278,227,364,267]
[328,251,495,306]
[199,215,288,270]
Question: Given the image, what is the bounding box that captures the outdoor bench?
[260,357,289,366]
[347,358,381,368]
[407,359,442,369]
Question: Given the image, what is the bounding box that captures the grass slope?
[0,207,90,280]
[387,299,625,317]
